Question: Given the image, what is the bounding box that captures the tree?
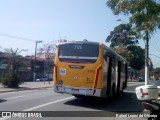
[106,23,145,70]
[114,44,130,60]
[106,23,139,49]
[115,45,145,70]
[107,0,160,83]
[106,0,160,34]
[127,46,145,70]
[38,43,55,84]
[2,48,26,88]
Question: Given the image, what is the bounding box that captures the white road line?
[124,90,135,93]
[127,82,144,86]
[6,96,23,100]
[0,96,74,120]
[23,96,74,111]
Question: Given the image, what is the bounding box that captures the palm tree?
[2,48,26,88]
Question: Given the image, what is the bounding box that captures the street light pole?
[145,31,149,85]
[33,40,42,82]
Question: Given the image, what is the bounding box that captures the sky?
[0,0,160,68]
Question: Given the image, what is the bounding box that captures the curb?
[0,86,53,93]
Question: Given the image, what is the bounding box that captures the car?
[36,76,48,81]
[138,76,144,82]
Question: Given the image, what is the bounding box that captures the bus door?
[106,57,112,96]
[117,61,121,92]
[124,64,128,88]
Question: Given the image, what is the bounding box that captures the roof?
[58,40,100,46]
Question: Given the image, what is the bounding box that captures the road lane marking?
[127,82,144,86]
[124,90,135,93]
[0,96,74,120]
[6,95,23,100]
[23,96,74,111]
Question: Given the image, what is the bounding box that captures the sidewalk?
[0,81,53,93]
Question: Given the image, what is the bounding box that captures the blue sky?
[0,0,160,68]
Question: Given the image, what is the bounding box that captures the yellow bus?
[53,41,127,98]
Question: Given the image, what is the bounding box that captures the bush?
[2,72,22,88]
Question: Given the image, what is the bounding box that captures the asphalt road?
[0,82,146,120]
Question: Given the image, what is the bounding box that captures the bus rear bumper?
[54,85,102,97]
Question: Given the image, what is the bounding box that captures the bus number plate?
[72,88,79,93]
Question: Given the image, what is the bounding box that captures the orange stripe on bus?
[54,64,58,83]
[93,65,102,89]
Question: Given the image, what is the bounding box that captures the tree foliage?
[38,43,55,83]
[106,0,160,70]
[38,43,55,59]
[127,46,145,70]
[114,44,130,60]
[114,44,145,70]
[107,0,160,38]
[2,48,26,88]
[106,23,145,70]
[106,23,139,48]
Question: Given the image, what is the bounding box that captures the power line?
[152,35,160,51]
[0,33,36,42]
[150,45,160,55]
[151,57,160,67]
[150,35,160,56]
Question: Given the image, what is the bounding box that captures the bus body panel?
[54,62,103,88]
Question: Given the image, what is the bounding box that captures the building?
[0,52,54,82]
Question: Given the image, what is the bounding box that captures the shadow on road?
[64,92,143,113]
[0,99,7,103]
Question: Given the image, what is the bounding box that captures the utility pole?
[145,31,149,85]
[117,18,150,85]
[144,1,150,86]
[33,40,42,82]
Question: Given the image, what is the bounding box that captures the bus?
[53,41,128,98]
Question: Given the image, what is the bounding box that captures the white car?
[36,76,48,81]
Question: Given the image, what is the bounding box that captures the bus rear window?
[58,43,99,63]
